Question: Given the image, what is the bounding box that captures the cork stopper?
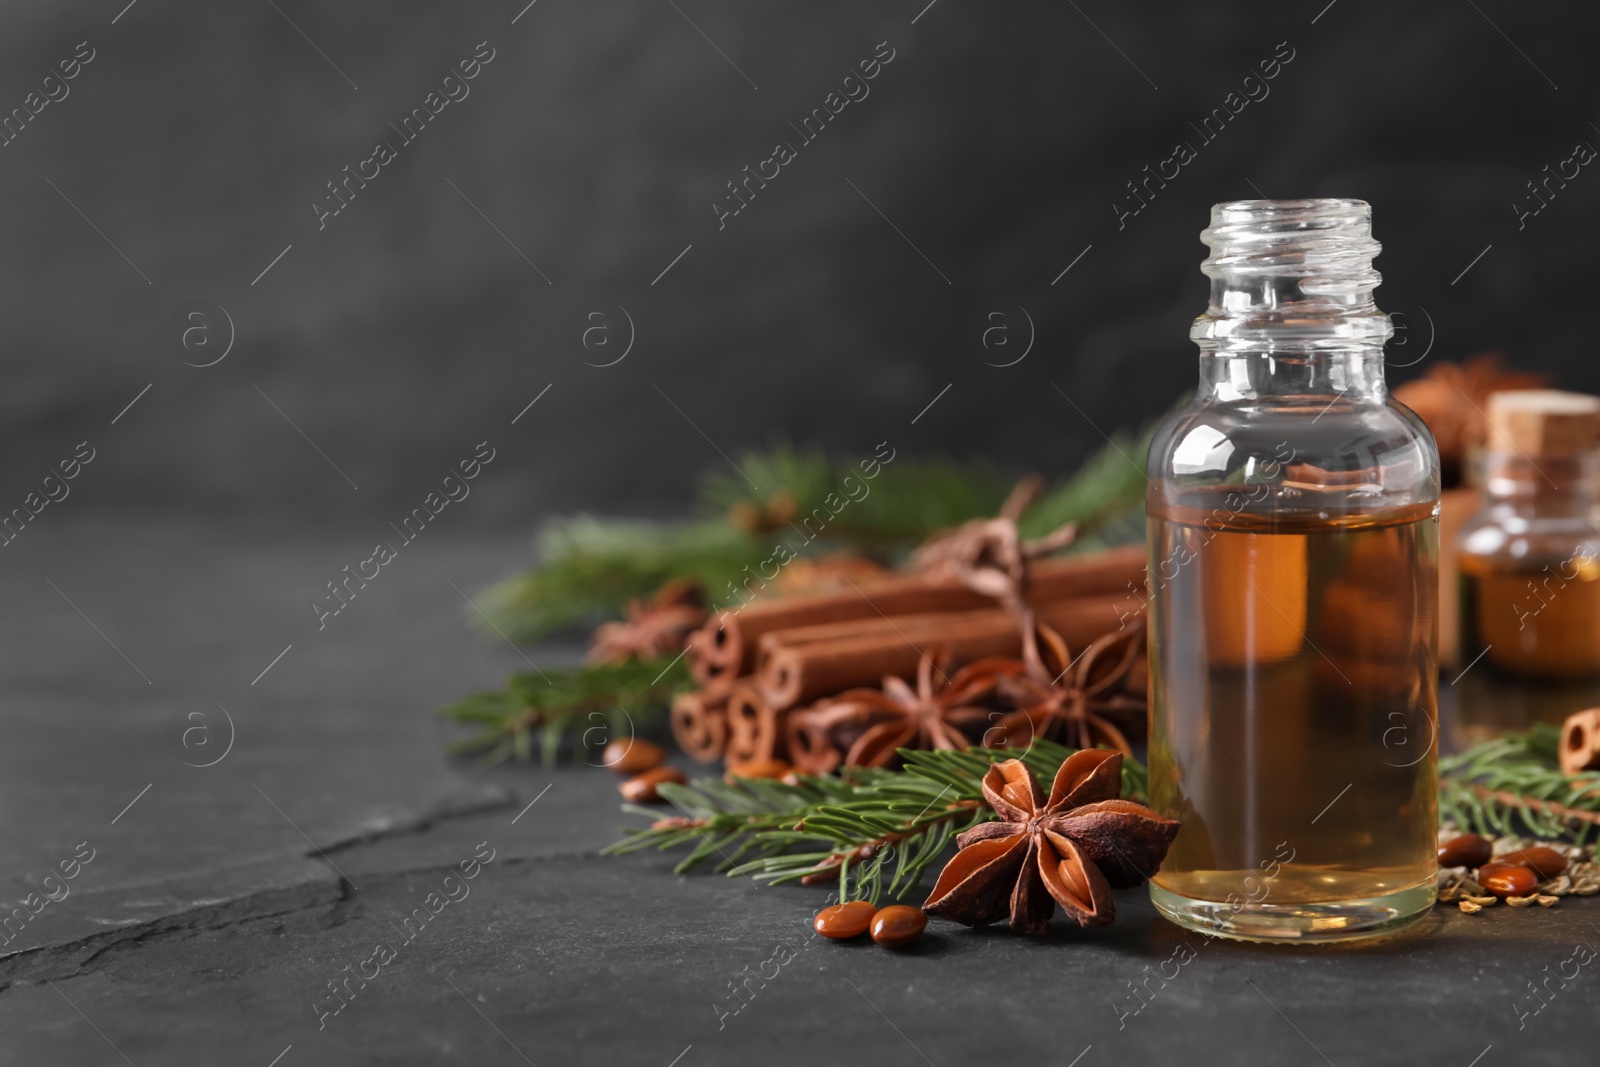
[1486,390,1600,457]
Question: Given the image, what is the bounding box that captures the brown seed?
[814,901,877,940]
[725,759,793,782]
[1478,862,1540,898]
[1536,894,1559,907]
[1504,845,1568,879]
[1505,894,1537,908]
[602,738,665,775]
[1437,834,1494,869]
[618,765,686,803]
[870,905,927,948]
[1458,900,1483,915]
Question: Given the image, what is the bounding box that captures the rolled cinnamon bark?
[670,691,728,764]
[725,684,788,765]
[1559,708,1600,776]
[687,545,1145,691]
[685,629,736,703]
[756,596,1134,709]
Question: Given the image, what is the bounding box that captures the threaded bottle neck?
[1191,199,1393,353]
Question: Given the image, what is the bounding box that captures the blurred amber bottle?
[1459,390,1600,682]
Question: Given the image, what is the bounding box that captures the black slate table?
[3,519,1596,1066]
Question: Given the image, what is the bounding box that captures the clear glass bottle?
[1457,391,1600,727]
[1145,199,1440,942]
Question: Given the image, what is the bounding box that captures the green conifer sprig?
[1439,723,1600,844]
[602,741,1149,905]
[1015,423,1154,547]
[473,519,762,644]
[699,445,1013,546]
[439,656,691,766]
[474,434,1155,644]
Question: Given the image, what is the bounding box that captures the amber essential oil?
[1146,502,1440,941]
[1460,553,1600,679]
[1454,391,1600,735]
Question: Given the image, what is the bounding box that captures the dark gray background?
[4,3,1600,1065]
[4,0,1595,530]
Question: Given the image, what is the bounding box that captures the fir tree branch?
[699,445,1013,547]
[603,741,1148,905]
[473,518,762,643]
[1439,723,1600,844]
[476,433,1161,644]
[1466,785,1600,828]
[1016,421,1156,547]
[439,656,691,767]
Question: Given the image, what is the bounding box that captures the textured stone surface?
[0,518,524,959]
[4,761,1600,1067]
[2,521,1597,1064]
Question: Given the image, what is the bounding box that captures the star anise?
[834,652,1024,768]
[587,579,704,664]
[923,750,1179,934]
[990,620,1145,756]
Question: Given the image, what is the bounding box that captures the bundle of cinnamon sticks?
[672,545,1148,767]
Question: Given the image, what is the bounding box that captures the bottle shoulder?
[1146,395,1440,512]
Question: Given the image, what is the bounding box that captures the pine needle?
[698,445,1013,547]
[603,741,1148,905]
[472,518,761,643]
[1439,723,1600,845]
[474,435,1157,643]
[438,656,691,766]
[1017,421,1155,549]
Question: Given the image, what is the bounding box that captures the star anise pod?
[835,652,1024,768]
[923,750,1179,934]
[587,579,704,665]
[990,621,1145,756]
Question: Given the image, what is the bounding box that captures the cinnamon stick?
[670,691,728,764]
[756,596,1134,709]
[725,684,788,765]
[685,628,735,703]
[687,545,1145,691]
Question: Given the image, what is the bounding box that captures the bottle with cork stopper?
[1458,389,1600,684]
